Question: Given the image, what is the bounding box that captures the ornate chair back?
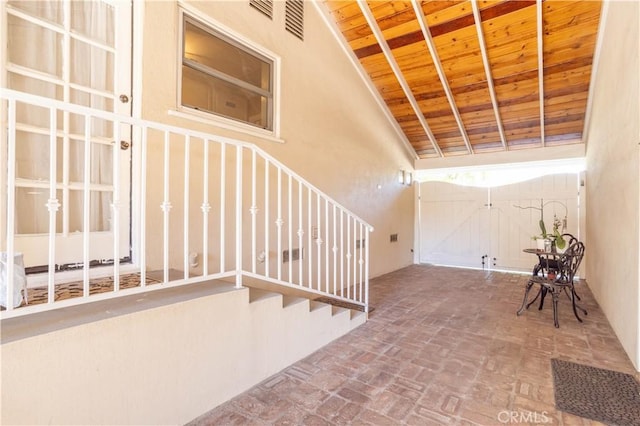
[557,241,585,285]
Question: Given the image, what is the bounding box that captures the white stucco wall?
[1,284,365,425]
[584,0,640,370]
[137,1,415,279]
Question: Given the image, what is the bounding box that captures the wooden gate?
[419,174,579,272]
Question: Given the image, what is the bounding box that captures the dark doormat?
[551,358,640,426]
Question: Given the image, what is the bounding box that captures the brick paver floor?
[188,264,639,425]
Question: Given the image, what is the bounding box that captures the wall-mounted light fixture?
[404,171,413,185]
[399,170,413,186]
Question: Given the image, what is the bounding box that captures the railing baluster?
[112,120,121,291]
[82,113,92,296]
[346,215,351,300]
[307,187,312,288]
[264,159,270,278]
[276,167,282,281]
[353,217,357,300]
[365,226,371,313]
[316,192,321,291]
[220,142,226,273]
[183,135,191,280]
[359,222,364,303]
[161,130,171,284]
[325,198,329,293]
[47,106,58,304]
[340,210,344,298]
[332,204,337,295]
[251,148,257,274]
[5,99,17,310]
[287,174,292,283]
[235,145,243,287]
[298,180,303,286]
[202,138,210,276]
[140,125,148,286]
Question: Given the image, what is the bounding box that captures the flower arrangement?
[540,213,567,250]
[515,199,568,251]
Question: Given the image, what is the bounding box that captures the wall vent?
[283,248,303,263]
[249,0,273,19]
[285,0,304,40]
[390,234,398,243]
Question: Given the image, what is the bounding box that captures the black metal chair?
[517,240,586,327]
[532,233,578,276]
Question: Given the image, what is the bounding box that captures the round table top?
[523,248,568,256]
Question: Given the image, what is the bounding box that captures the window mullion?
[183,59,271,99]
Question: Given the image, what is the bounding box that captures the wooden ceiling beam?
[354,0,535,59]
[411,0,473,155]
[471,0,507,151]
[537,0,546,146]
[355,0,443,157]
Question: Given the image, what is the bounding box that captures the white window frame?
[176,5,281,141]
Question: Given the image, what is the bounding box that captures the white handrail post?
[365,226,371,313]
[235,145,243,288]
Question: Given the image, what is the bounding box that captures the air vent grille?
[249,0,273,19]
[285,0,304,40]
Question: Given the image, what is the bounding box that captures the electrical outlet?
[390,233,398,243]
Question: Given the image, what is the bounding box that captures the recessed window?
[180,14,274,131]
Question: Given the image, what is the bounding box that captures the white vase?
[536,238,546,251]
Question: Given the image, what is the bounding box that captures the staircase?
[0,88,373,317]
[1,88,373,424]
[1,277,366,425]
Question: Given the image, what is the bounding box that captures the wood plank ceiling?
[322,0,603,159]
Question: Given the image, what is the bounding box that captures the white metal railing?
[0,89,373,318]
